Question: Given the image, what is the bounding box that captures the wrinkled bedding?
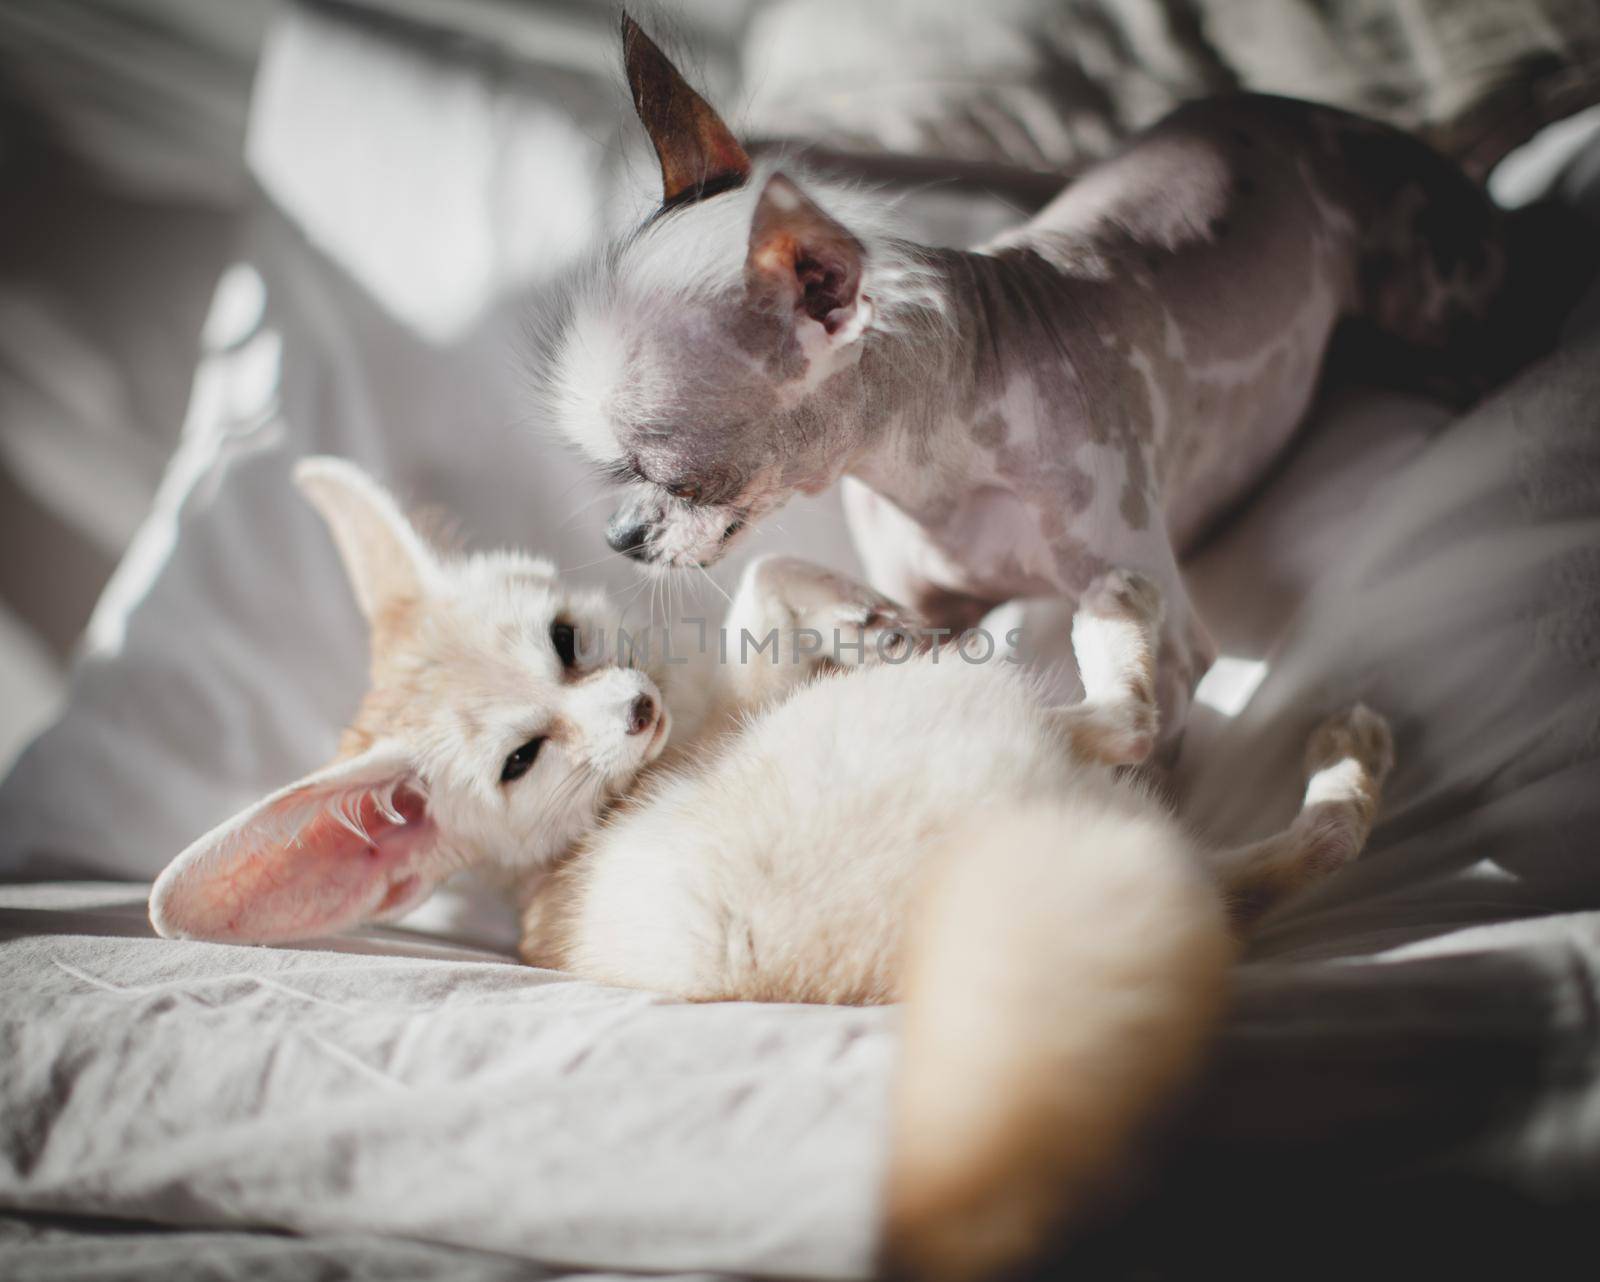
[0,883,888,1279]
[3,1,1600,1278]
[742,0,1600,177]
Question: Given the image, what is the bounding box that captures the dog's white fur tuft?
[543,159,948,466]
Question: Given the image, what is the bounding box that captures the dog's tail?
[1330,106,1600,403]
[880,797,1232,1282]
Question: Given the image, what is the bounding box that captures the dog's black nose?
[626,693,658,736]
[606,515,651,560]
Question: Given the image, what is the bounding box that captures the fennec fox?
[151,459,1394,1281]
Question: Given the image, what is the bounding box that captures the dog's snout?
[606,514,651,560]
[626,693,658,736]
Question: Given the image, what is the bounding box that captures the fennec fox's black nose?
[606,514,651,559]
[627,694,658,735]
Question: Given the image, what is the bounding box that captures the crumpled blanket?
[744,0,1600,178]
[0,883,889,1279]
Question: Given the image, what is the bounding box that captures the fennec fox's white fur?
[149,461,1395,1282]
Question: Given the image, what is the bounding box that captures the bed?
[3,2,1599,1277]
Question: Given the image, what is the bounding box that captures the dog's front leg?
[1062,524,1209,755]
[1047,569,1164,767]
[1148,597,1215,756]
[841,478,1001,632]
[711,555,924,720]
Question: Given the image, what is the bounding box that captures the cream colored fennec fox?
[150,459,1394,1282]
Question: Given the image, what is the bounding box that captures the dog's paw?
[1079,568,1164,631]
[1306,703,1395,784]
[820,596,925,666]
[747,557,923,666]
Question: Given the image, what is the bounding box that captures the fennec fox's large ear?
[621,12,751,209]
[294,457,438,624]
[747,174,871,346]
[149,743,453,944]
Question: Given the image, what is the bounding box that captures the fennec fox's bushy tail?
[884,800,1232,1282]
[881,571,1393,1281]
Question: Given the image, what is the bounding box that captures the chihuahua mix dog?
[151,460,1393,1282]
[544,16,1510,741]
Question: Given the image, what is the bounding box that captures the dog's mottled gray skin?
[547,17,1508,738]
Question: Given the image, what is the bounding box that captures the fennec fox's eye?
[551,620,578,669]
[500,737,546,784]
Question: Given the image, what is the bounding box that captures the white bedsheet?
[0,881,888,1279]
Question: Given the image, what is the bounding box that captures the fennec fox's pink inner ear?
[747,174,869,342]
[621,12,751,209]
[294,457,437,623]
[149,744,451,945]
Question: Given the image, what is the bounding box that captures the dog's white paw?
[826,597,925,666]
[747,557,923,667]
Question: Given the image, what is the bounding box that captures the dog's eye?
[601,456,645,487]
[551,621,578,668]
[500,737,545,784]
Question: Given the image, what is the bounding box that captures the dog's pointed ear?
[149,743,453,945]
[295,457,437,625]
[747,173,871,345]
[622,12,751,209]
